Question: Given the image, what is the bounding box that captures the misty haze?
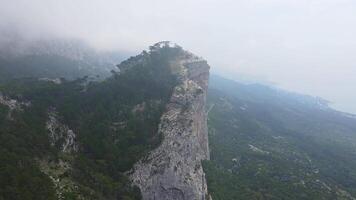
[0,0,356,200]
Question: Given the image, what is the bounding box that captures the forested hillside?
[204,75,356,200]
[0,43,184,199]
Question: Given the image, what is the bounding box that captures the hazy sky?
[1,0,356,113]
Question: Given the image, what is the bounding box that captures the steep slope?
[204,75,356,200]
[131,42,210,200]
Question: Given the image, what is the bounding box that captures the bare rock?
[46,108,78,153]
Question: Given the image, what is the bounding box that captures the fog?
[1,0,356,113]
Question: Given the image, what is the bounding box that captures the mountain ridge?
[0,41,210,200]
[131,41,210,200]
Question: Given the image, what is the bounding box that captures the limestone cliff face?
[131,43,210,200]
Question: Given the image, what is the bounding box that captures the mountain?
[2,38,356,200]
[0,36,128,81]
[204,75,356,200]
[0,42,210,199]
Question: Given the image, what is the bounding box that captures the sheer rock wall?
[131,50,210,200]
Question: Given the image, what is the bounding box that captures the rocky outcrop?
[46,108,78,153]
[0,93,30,119]
[131,43,210,200]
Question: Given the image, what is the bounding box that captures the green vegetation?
[0,93,57,199]
[0,44,184,199]
[204,75,356,200]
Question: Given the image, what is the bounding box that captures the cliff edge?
[131,41,210,200]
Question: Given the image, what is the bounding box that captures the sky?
[1,0,356,113]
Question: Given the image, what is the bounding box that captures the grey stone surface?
[46,108,78,153]
[0,93,30,119]
[131,48,210,200]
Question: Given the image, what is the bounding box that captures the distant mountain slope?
[204,75,356,200]
[0,37,128,81]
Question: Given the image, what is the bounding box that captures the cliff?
[131,41,210,200]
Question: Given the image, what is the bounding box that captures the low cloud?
[1,0,356,113]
